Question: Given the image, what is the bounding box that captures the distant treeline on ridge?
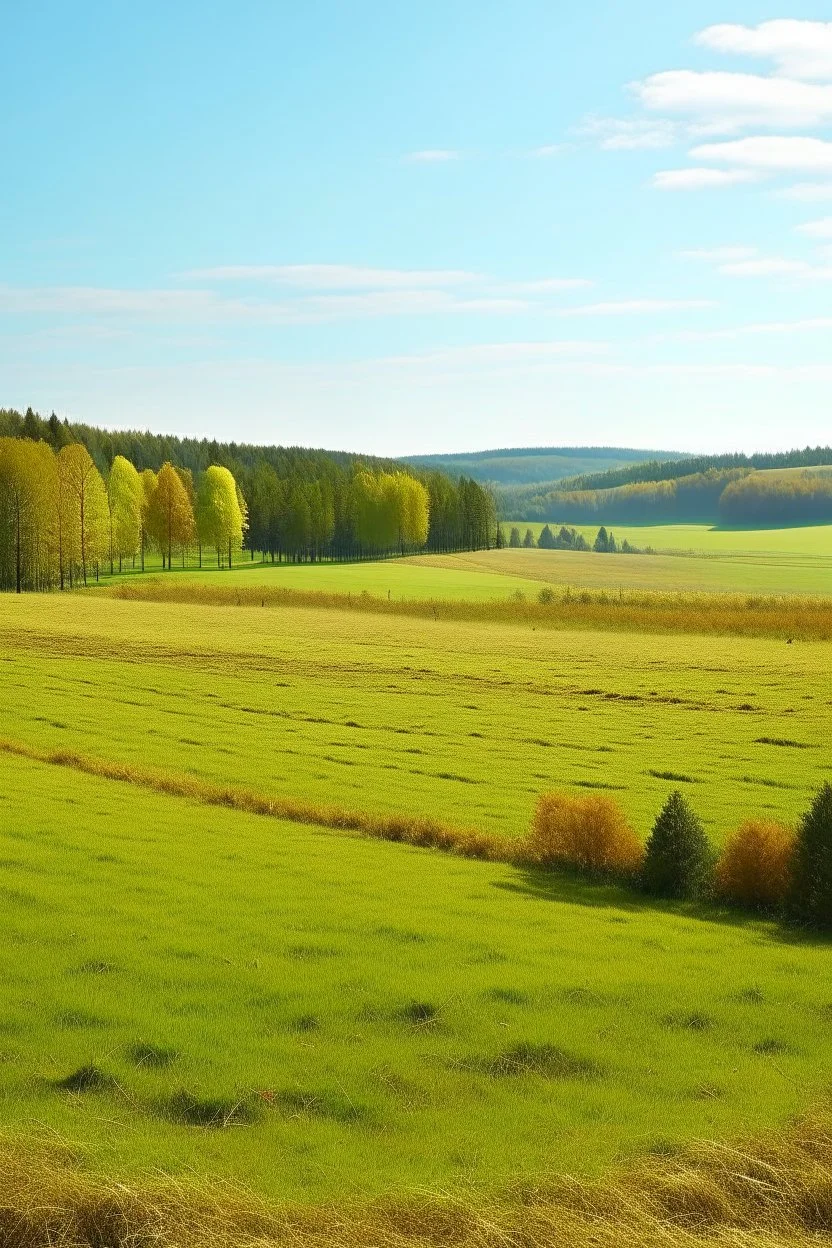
[0,407,496,592]
[499,448,832,527]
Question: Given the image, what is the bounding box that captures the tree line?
[0,425,497,591]
[500,467,832,527]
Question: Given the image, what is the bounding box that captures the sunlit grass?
[1,747,831,1206]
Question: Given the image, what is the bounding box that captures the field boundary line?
[108,581,832,640]
[0,736,512,863]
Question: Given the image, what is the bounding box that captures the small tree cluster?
[593,526,618,553]
[527,782,832,930]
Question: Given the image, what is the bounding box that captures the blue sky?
[4,3,832,455]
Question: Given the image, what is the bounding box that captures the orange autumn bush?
[715,819,795,911]
[527,791,644,877]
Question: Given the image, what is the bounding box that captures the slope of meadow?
[0,745,831,1208]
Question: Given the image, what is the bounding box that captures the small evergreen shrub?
[715,820,795,911]
[641,791,714,899]
[527,791,643,876]
[789,782,832,930]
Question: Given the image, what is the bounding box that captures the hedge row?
[527,784,832,930]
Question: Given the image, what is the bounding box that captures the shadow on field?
[494,868,832,949]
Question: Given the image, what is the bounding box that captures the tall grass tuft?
[526,791,644,877]
[0,1111,830,1244]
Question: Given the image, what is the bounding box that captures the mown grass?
[1,747,832,1208]
[1,593,830,839]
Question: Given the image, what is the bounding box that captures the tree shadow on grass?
[493,868,832,949]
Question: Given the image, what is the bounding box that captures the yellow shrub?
[715,819,795,910]
[527,791,644,876]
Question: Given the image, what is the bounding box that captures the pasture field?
[507,521,832,570]
[99,521,832,600]
[1,594,830,844]
[0,746,831,1205]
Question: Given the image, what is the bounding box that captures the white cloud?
[581,116,678,149]
[402,149,459,163]
[633,71,832,134]
[796,216,832,238]
[692,136,832,172]
[679,246,759,262]
[707,254,832,281]
[652,167,761,190]
[671,316,832,342]
[718,257,814,277]
[564,299,715,317]
[383,340,609,369]
[776,182,832,200]
[505,277,593,293]
[181,264,479,289]
[0,281,530,326]
[695,21,832,82]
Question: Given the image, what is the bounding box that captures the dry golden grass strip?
[0,737,510,864]
[0,1111,829,1245]
[109,579,832,640]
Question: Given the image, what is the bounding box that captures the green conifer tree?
[789,783,832,930]
[641,791,714,900]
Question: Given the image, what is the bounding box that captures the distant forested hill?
[402,446,681,486]
[499,451,832,528]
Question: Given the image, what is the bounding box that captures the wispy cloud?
[402,149,460,164]
[652,168,761,191]
[580,116,678,150]
[562,299,715,317]
[796,216,832,238]
[776,182,832,200]
[181,264,479,289]
[528,143,568,158]
[671,316,832,342]
[505,277,594,293]
[680,246,759,262]
[692,136,832,172]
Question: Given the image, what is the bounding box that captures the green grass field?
[0,745,831,1205]
[95,521,832,600]
[2,595,830,840]
[1,543,831,1213]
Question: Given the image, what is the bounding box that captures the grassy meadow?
[2,594,830,840]
[0,533,831,1228]
[0,745,831,1206]
[93,520,832,600]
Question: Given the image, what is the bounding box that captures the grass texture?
[0,747,831,1206]
[110,576,832,639]
[1,1109,832,1245]
[1,593,830,839]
